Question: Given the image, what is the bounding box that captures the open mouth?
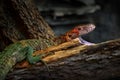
[79,37,95,45]
[71,35,95,45]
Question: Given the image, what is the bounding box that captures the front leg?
[27,46,40,64]
[15,46,41,68]
[15,46,49,70]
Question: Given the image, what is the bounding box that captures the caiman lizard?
[0,23,95,80]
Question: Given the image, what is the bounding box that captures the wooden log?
[33,38,81,56]
[6,38,120,80]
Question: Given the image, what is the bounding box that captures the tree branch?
[6,38,120,80]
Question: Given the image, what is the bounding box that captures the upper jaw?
[87,24,96,32]
[81,24,96,35]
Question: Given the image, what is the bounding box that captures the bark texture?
[6,38,120,80]
[0,0,56,51]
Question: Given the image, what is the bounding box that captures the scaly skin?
[55,24,95,44]
[0,39,51,80]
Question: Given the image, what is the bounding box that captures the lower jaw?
[79,37,95,45]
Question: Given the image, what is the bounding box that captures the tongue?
[79,37,95,45]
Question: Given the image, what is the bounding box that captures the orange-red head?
[68,24,95,39]
[74,24,95,36]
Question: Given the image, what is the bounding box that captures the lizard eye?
[77,28,81,30]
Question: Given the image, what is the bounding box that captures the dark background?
[34,0,120,43]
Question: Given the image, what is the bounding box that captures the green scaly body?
[0,39,52,80]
